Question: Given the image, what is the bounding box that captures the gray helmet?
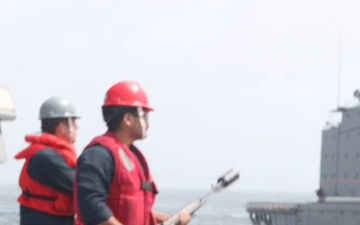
[39,96,80,120]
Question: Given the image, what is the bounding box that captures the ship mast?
[337,32,342,108]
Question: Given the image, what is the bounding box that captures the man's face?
[128,108,150,140]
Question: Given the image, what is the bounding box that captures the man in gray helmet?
[15,96,80,225]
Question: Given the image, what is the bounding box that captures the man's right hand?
[178,211,192,225]
[98,216,123,225]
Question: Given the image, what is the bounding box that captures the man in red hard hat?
[74,81,191,225]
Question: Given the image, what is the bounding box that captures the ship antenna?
[337,32,342,107]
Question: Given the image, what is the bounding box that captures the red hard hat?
[103,81,154,111]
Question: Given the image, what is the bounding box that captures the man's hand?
[98,216,123,225]
[178,211,192,225]
[154,210,172,223]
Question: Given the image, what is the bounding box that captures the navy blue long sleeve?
[28,148,74,194]
[75,145,115,225]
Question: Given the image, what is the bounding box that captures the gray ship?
[0,85,16,163]
[246,89,360,225]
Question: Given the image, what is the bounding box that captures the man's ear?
[55,121,66,134]
[123,113,132,127]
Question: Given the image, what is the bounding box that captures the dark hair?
[41,118,69,134]
[102,106,138,132]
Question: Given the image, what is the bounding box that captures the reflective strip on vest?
[118,147,134,172]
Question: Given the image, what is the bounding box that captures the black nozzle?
[216,169,240,187]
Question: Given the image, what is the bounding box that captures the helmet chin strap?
[137,107,147,139]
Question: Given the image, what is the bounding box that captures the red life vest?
[15,133,77,216]
[75,132,158,225]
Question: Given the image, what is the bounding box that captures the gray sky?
[1,0,360,193]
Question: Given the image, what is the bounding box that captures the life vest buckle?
[141,181,153,191]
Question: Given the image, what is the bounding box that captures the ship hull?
[247,201,360,225]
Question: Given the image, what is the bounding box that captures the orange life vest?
[15,133,77,216]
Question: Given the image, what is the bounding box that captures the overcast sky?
[1,0,360,194]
